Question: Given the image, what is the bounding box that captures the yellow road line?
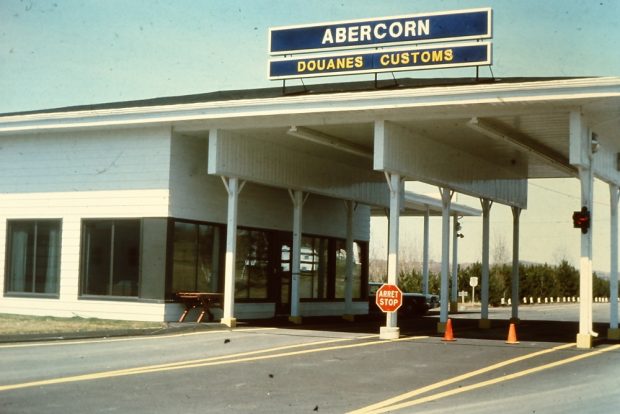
[0,334,422,392]
[349,342,575,414]
[0,327,276,349]
[365,344,620,414]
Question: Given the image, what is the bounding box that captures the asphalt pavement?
[1,303,620,413]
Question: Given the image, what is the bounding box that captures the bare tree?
[492,232,509,265]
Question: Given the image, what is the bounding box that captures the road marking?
[0,327,276,349]
[0,334,424,392]
[355,343,620,414]
[349,342,575,414]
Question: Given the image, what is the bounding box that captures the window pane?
[7,222,34,293]
[197,224,220,292]
[81,220,140,297]
[334,240,347,298]
[6,220,61,295]
[236,229,269,299]
[34,221,61,294]
[82,221,112,295]
[171,222,198,292]
[300,237,328,299]
[352,242,363,299]
[111,220,140,296]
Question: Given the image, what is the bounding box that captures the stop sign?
[375,284,403,313]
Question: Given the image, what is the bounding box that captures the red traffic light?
[572,206,590,234]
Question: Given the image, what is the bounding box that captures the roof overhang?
[2,77,619,208]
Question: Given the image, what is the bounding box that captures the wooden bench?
[175,292,223,323]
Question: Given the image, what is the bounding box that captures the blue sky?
[2,0,618,112]
[1,0,619,271]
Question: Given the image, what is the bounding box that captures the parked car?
[369,282,438,316]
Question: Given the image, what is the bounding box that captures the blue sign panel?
[269,8,491,55]
[269,42,491,80]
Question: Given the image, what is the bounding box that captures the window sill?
[4,292,60,299]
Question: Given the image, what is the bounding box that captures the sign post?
[469,277,478,304]
[375,284,403,313]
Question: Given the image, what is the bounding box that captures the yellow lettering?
[297,61,306,73]
[444,49,453,61]
[432,50,443,62]
[354,56,363,68]
[421,51,431,63]
[380,54,390,66]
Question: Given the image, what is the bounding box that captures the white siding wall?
[0,130,371,321]
[0,127,172,321]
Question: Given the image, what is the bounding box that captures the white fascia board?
[1,77,619,134]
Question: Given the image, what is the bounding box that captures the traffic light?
[572,206,590,234]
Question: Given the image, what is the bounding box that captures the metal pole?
[577,165,595,348]
[450,215,459,313]
[380,173,401,339]
[422,206,430,296]
[438,187,453,333]
[511,206,521,323]
[609,184,619,339]
[289,189,304,324]
[480,199,492,328]
[344,200,355,320]
[222,176,240,328]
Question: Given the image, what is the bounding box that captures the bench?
[175,292,223,323]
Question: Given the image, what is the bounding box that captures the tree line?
[373,260,611,306]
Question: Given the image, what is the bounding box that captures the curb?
[0,322,229,344]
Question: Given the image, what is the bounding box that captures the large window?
[236,229,269,299]
[81,219,140,297]
[299,236,328,299]
[5,220,61,296]
[171,220,222,293]
[335,241,366,299]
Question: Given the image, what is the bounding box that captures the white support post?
[570,111,596,348]
[577,165,596,348]
[438,187,453,333]
[422,206,430,297]
[480,199,493,329]
[289,189,305,324]
[450,215,459,313]
[221,176,245,328]
[607,184,620,341]
[343,200,355,321]
[380,172,401,339]
[511,206,521,323]
[609,184,620,340]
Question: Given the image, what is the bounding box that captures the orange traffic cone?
[506,323,519,344]
[442,319,456,342]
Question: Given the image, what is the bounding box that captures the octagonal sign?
[375,283,403,313]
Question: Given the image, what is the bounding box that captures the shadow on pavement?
[241,313,611,345]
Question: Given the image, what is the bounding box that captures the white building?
[1,77,619,349]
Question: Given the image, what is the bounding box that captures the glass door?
[273,234,292,315]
